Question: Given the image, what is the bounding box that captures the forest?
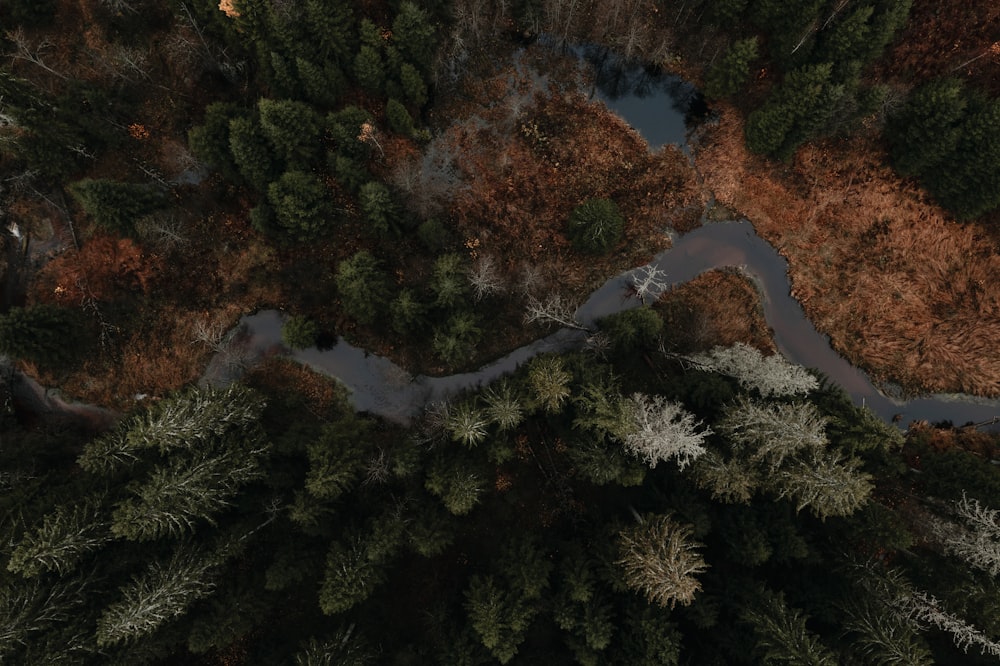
[2,0,1000,663]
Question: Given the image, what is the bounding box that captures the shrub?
[282,316,319,350]
[567,198,624,254]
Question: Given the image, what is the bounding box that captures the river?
[203,45,1000,429]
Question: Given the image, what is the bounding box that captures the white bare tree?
[624,393,711,471]
[684,342,818,398]
[524,294,589,331]
[630,263,670,304]
[468,254,505,301]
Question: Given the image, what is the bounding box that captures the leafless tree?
[468,254,505,301]
[6,28,68,80]
[630,263,670,304]
[524,294,589,331]
[625,393,711,470]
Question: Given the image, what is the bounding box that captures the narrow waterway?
[203,46,1000,428]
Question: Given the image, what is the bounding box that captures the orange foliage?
[695,104,1000,396]
[34,235,163,306]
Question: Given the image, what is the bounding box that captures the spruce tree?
[704,37,759,99]
[258,98,322,166]
[0,305,82,368]
[335,251,393,325]
[68,179,166,235]
[267,170,335,242]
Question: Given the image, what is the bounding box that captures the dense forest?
[2,0,1000,663]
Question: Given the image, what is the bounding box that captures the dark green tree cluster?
[567,197,625,254]
[0,304,85,369]
[886,78,1000,219]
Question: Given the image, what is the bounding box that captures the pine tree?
[335,251,392,325]
[391,2,438,74]
[228,116,280,188]
[399,62,428,107]
[96,544,219,647]
[616,514,709,609]
[7,496,110,577]
[429,253,469,308]
[304,422,370,500]
[303,0,357,66]
[526,355,572,413]
[267,170,335,242]
[385,98,416,137]
[704,37,759,99]
[741,589,838,665]
[771,446,872,520]
[68,179,166,235]
[482,380,525,432]
[886,78,967,177]
[464,575,538,664]
[188,102,244,181]
[389,288,427,335]
[0,305,82,368]
[425,450,484,515]
[353,45,385,94]
[282,315,319,350]
[258,98,322,166]
[567,198,624,254]
[719,397,828,469]
[358,181,400,236]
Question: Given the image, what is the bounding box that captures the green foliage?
[295,57,346,108]
[391,2,438,74]
[7,497,109,577]
[704,37,759,99]
[465,575,538,664]
[353,45,386,93]
[527,354,572,413]
[267,170,335,242]
[336,251,393,325]
[886,78,967,177]
[68,178,166,235]
[741,589,838,665]
[0,305,83,368]
[617,514,709,609]
[598,307,664,351]
[425,450,484,515]
[429,253,469,308]
[417,217,452,252]
[386,98,416,137]
[258,98,322,165]
[305,422,369,500]
[282,315,319,350]
[188,102,244,181]
[358,181,400,236]
[567,198,624,254]
[390,288,427,335]
[399,62,429,106]
[229,116,280,188]
[432,311,482,365]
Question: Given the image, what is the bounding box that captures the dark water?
[199,50,999,430]
[211,220,1000,428]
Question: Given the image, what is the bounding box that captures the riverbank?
[692,103,1000,398]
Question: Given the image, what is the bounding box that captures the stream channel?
[206,44,999,429]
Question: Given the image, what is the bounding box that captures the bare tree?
[523,294,589,331]
[624,393,711,470]
[468,254,505,301]
[630,263,670,304]
[6,29,68,80]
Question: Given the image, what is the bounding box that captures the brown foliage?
[694,104,1000,396]
[34,235,163,305]
[656,270,776,353]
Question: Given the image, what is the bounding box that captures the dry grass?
[656,270,777,354]
[694,104,1000,396]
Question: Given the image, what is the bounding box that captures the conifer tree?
[0,305,81,368]
[96,544,219,647]
[526,354,572,413]
[68,179,166,235]
[616,514,708,609]
[229,116,280,188]
[188,102,244,181]
[741,589,838,665]
[358,181,400,236]
[391,2,438,74]
[7,496,110,577]
[258,98,322,165]
[704,37,759,99]
[685,342,818,398]
[267,170,335,242]
[335,251,392,325]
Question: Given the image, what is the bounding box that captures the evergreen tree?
[526,354,572,413]
[741,589,838,665]
[282,315,319,350]
[0,305,82,368]
[465,575,538,664]
[771,446,872,520]
[385,98,416,137]
[353,45,386,93]
[358,181,400,236]
[304,422,369,501]
[258,98,322,165]
[96,544,219,647]
[267,170,335,242]
[616,514,709,609]
[429,253,469,308]
[295,57,345,108]
[886,77,967,177]
[567,198,624,254]
[391,2,438,74]
[7,496,110,577]
[425,450,484,515]
[188,102,244,181]
[399,62,429,107]
[335,251,393,325]
[303,0,357,66]
[389,288,427,335]
[68,179,166,235]
[432,311,482,365]
[704,37,759,99]
[229,116,280,188]
[685,342,818,398]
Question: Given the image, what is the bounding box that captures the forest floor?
[691,104,1000,398]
